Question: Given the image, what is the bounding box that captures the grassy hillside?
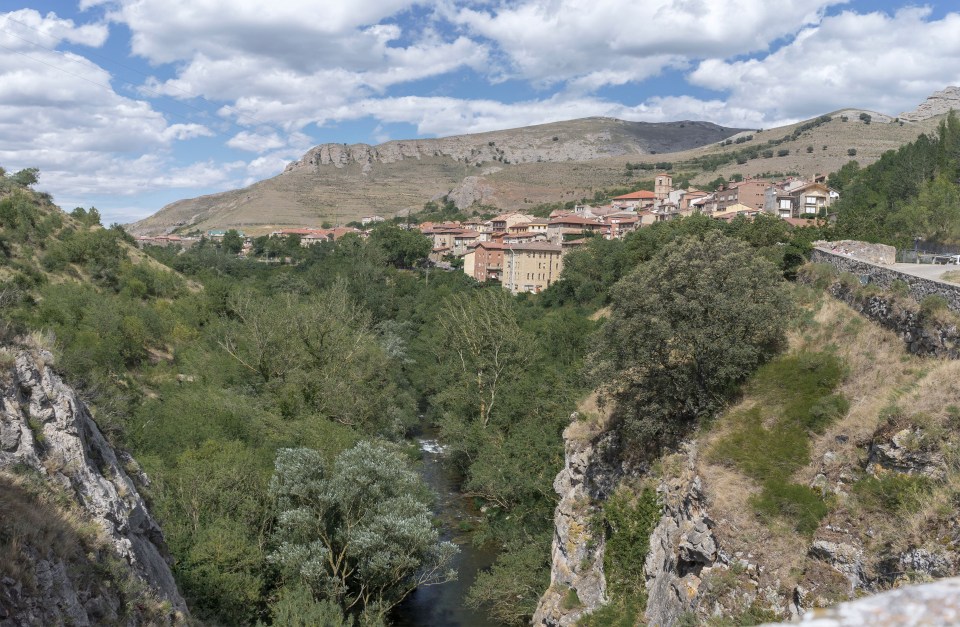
[130,111,945,236]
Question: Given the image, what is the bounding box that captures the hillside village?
[137,172,838,294]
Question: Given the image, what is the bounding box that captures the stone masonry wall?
[810,247,960,313]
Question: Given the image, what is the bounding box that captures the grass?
[940,270,960,284]
[852,473,932,516]
[709,350,847,535]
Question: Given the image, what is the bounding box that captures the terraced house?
[502,242,564,294]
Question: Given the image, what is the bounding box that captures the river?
[391,437,504,627]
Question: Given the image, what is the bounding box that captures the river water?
[391,437,503,627]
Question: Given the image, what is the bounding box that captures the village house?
[610,190,656,210]
[680,189,709,212]
[711,203,760,222]
[547,215,606,243]
[491,212,535,233]
[603,214,641,239]
[502,242,564,294]
[463,240,505,282]
[503,232,549,244]
[360,215,385,226]
[764,181,836,218]
[714,180,768,212]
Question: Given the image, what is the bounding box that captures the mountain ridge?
[130,93,954,236]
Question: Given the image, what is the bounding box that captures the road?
[889,262,960,284]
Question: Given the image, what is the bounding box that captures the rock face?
[899,86,960,122]
[0,347,187,624]
[644,443,723,626]
[283,118,742,174]
[533,420,623,626]
[771,577,960,626]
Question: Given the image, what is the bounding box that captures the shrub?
[777,149,790,157]
[800,263,837,289]
[602,486,660,600]
[847,148,858,156]
[919,294,949,316]
[890,279,910,297]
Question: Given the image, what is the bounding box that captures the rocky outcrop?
[867,427,947,480]
[533,419,623,626]
[773,577,960,626]
[446,176,498,209]
[643,443,724,626]
[899,86,960,123]
[0,347,187,624]
[812,241,896,266]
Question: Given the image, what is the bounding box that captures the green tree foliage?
[70,206,102,227]
[11,167,39,187]
[466,540,551,625]
[592,232,791,452]
[367,224,431,267]
[269,443,458,619]
[221,229,244,254]
[834,112,960,245]
[217,283,415,435]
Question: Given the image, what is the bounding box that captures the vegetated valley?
[2,113,960,626]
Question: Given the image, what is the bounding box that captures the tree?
[268,443,458,620]
[591,232,791,453]
[435,288,533,429]
[367,224,431,268]
[221,229,244,254]
[11,168,39,188]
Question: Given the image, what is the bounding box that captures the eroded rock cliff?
[0,346,187,625]
[533,418,624,626]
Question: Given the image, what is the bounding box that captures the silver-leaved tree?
[269,441,458,623]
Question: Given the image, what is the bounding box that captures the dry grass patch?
[939,270,960,284]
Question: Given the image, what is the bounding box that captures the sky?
[1,1,959,224]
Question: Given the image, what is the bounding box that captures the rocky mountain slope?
[899,86,960,122]
[129,117,744,235]
[536,275,960,625]
[0,343,187,625]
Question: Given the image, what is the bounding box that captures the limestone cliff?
[538,290,960,626]
[0,345,187,625]
[533,418,624,626]
[899,86,960,122]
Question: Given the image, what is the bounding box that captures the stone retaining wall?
[810,248,960,313]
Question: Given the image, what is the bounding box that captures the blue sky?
[1,0,959,224]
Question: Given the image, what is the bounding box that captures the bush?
[920,294,949,316]
[890,279,910,297]
[800,263,837,289]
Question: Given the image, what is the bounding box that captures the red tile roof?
[612,190,656,200]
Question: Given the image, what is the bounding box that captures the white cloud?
[329,92,763,139]
[0,8,108,49]
[688,7,960,122]
[97,0,490,130]
[0,9,223,214]
[453,0,844,88]
[227,130,287,152]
